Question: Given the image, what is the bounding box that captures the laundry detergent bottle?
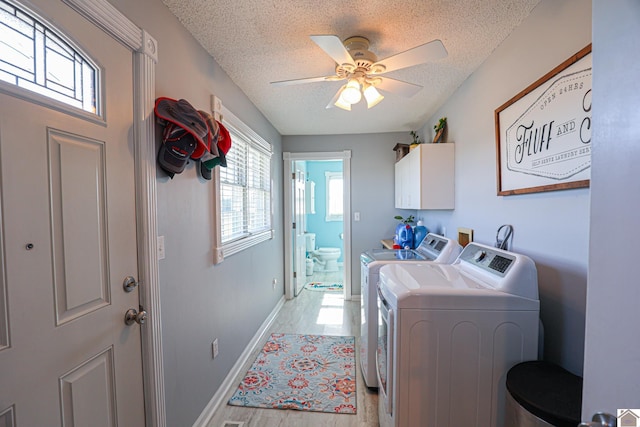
[397,224,414,249]
[413,220,428,248]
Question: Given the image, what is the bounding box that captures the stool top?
[506,361,583,427]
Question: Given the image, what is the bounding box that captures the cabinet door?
[404,148,421,209]
[394,161,403,208]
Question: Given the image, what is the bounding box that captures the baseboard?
[192,295,286,427]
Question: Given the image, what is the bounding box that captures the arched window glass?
[0,0,98,114]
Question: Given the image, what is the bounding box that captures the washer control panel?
[460,243,515,277]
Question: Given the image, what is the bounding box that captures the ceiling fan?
[271,35,448,110]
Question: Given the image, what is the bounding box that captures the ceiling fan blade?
[310,35,356,67]
[271,75,340,86]
[375,76,423,98]
[373,39,447,74]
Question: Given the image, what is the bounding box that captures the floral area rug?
[228,333,357,414]
[304,282,343,292]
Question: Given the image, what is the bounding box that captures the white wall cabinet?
[394,143,455,209]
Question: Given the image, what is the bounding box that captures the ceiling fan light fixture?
[364,84,384,108]
[340,78,362,104]
[334,95,352,110]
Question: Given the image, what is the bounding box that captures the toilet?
[304,233,341,272]
[312,247,341,272]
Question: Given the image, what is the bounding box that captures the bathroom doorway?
[283,151,352,300]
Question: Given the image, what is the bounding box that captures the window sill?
[213,229,274,264]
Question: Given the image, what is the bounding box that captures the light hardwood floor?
[206,271,379,427]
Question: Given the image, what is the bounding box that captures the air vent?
[222,421,245,427]
[354,59,373,70]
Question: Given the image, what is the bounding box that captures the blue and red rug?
[304,282,343,292]
[228,333,357,414]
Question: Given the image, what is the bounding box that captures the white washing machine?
[359,233,461,388]
[376,242,539,427]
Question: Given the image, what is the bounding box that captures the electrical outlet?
[212,339,219,359]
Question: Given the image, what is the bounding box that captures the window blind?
[219,124,272,244]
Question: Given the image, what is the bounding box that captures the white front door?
[0,1,145,425]
[293,168,307,296]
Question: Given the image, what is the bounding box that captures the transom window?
[0,0,98,113]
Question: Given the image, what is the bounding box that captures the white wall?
[582,0,640,418]
[418,0,592,375]
[108,1,284,425]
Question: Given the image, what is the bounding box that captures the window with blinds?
[213,109,273,262]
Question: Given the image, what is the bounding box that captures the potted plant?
[433,117,447,143]
[409,131,423,150]
[394,215,415,224]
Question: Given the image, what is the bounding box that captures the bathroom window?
[325,171,343,221]
[213,107,273,263]
[0,0,99,115]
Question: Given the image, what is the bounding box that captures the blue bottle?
[413,220,428,248]
[397,224,414,249]
[394,222,405,246]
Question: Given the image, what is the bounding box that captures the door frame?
[283,151,352,300]
[57,1,166,426]
[292,167,307,297]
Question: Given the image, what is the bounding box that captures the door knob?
[123,276,139,292]
[579,412,616,427]
[124,308,147,325]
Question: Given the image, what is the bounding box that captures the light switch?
[354,212,360,221]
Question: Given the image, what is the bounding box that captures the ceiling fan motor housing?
[336,36,381,76]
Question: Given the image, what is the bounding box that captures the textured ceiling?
[162,0,540,136]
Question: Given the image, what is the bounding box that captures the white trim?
[212,102,274,264]
[133,40,165,427]
[282,159,294,300]
[61,0,147,54]
[193,296,286,427]
[283,151,352,300]
[220,105,271,154]
[214,229,274,264]
[59,1,165,426]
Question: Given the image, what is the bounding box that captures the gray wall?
[283,133,413,295]
[416,0,591,375]
[109,1,284,425]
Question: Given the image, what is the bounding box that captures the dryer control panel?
[459,243,515,278]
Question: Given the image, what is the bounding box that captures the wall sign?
[495,45,592,196]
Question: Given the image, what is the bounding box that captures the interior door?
[0,1,145,425]
[293,168,307,296]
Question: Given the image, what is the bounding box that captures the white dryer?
[359,233,461,388]
[376,242,539,427]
